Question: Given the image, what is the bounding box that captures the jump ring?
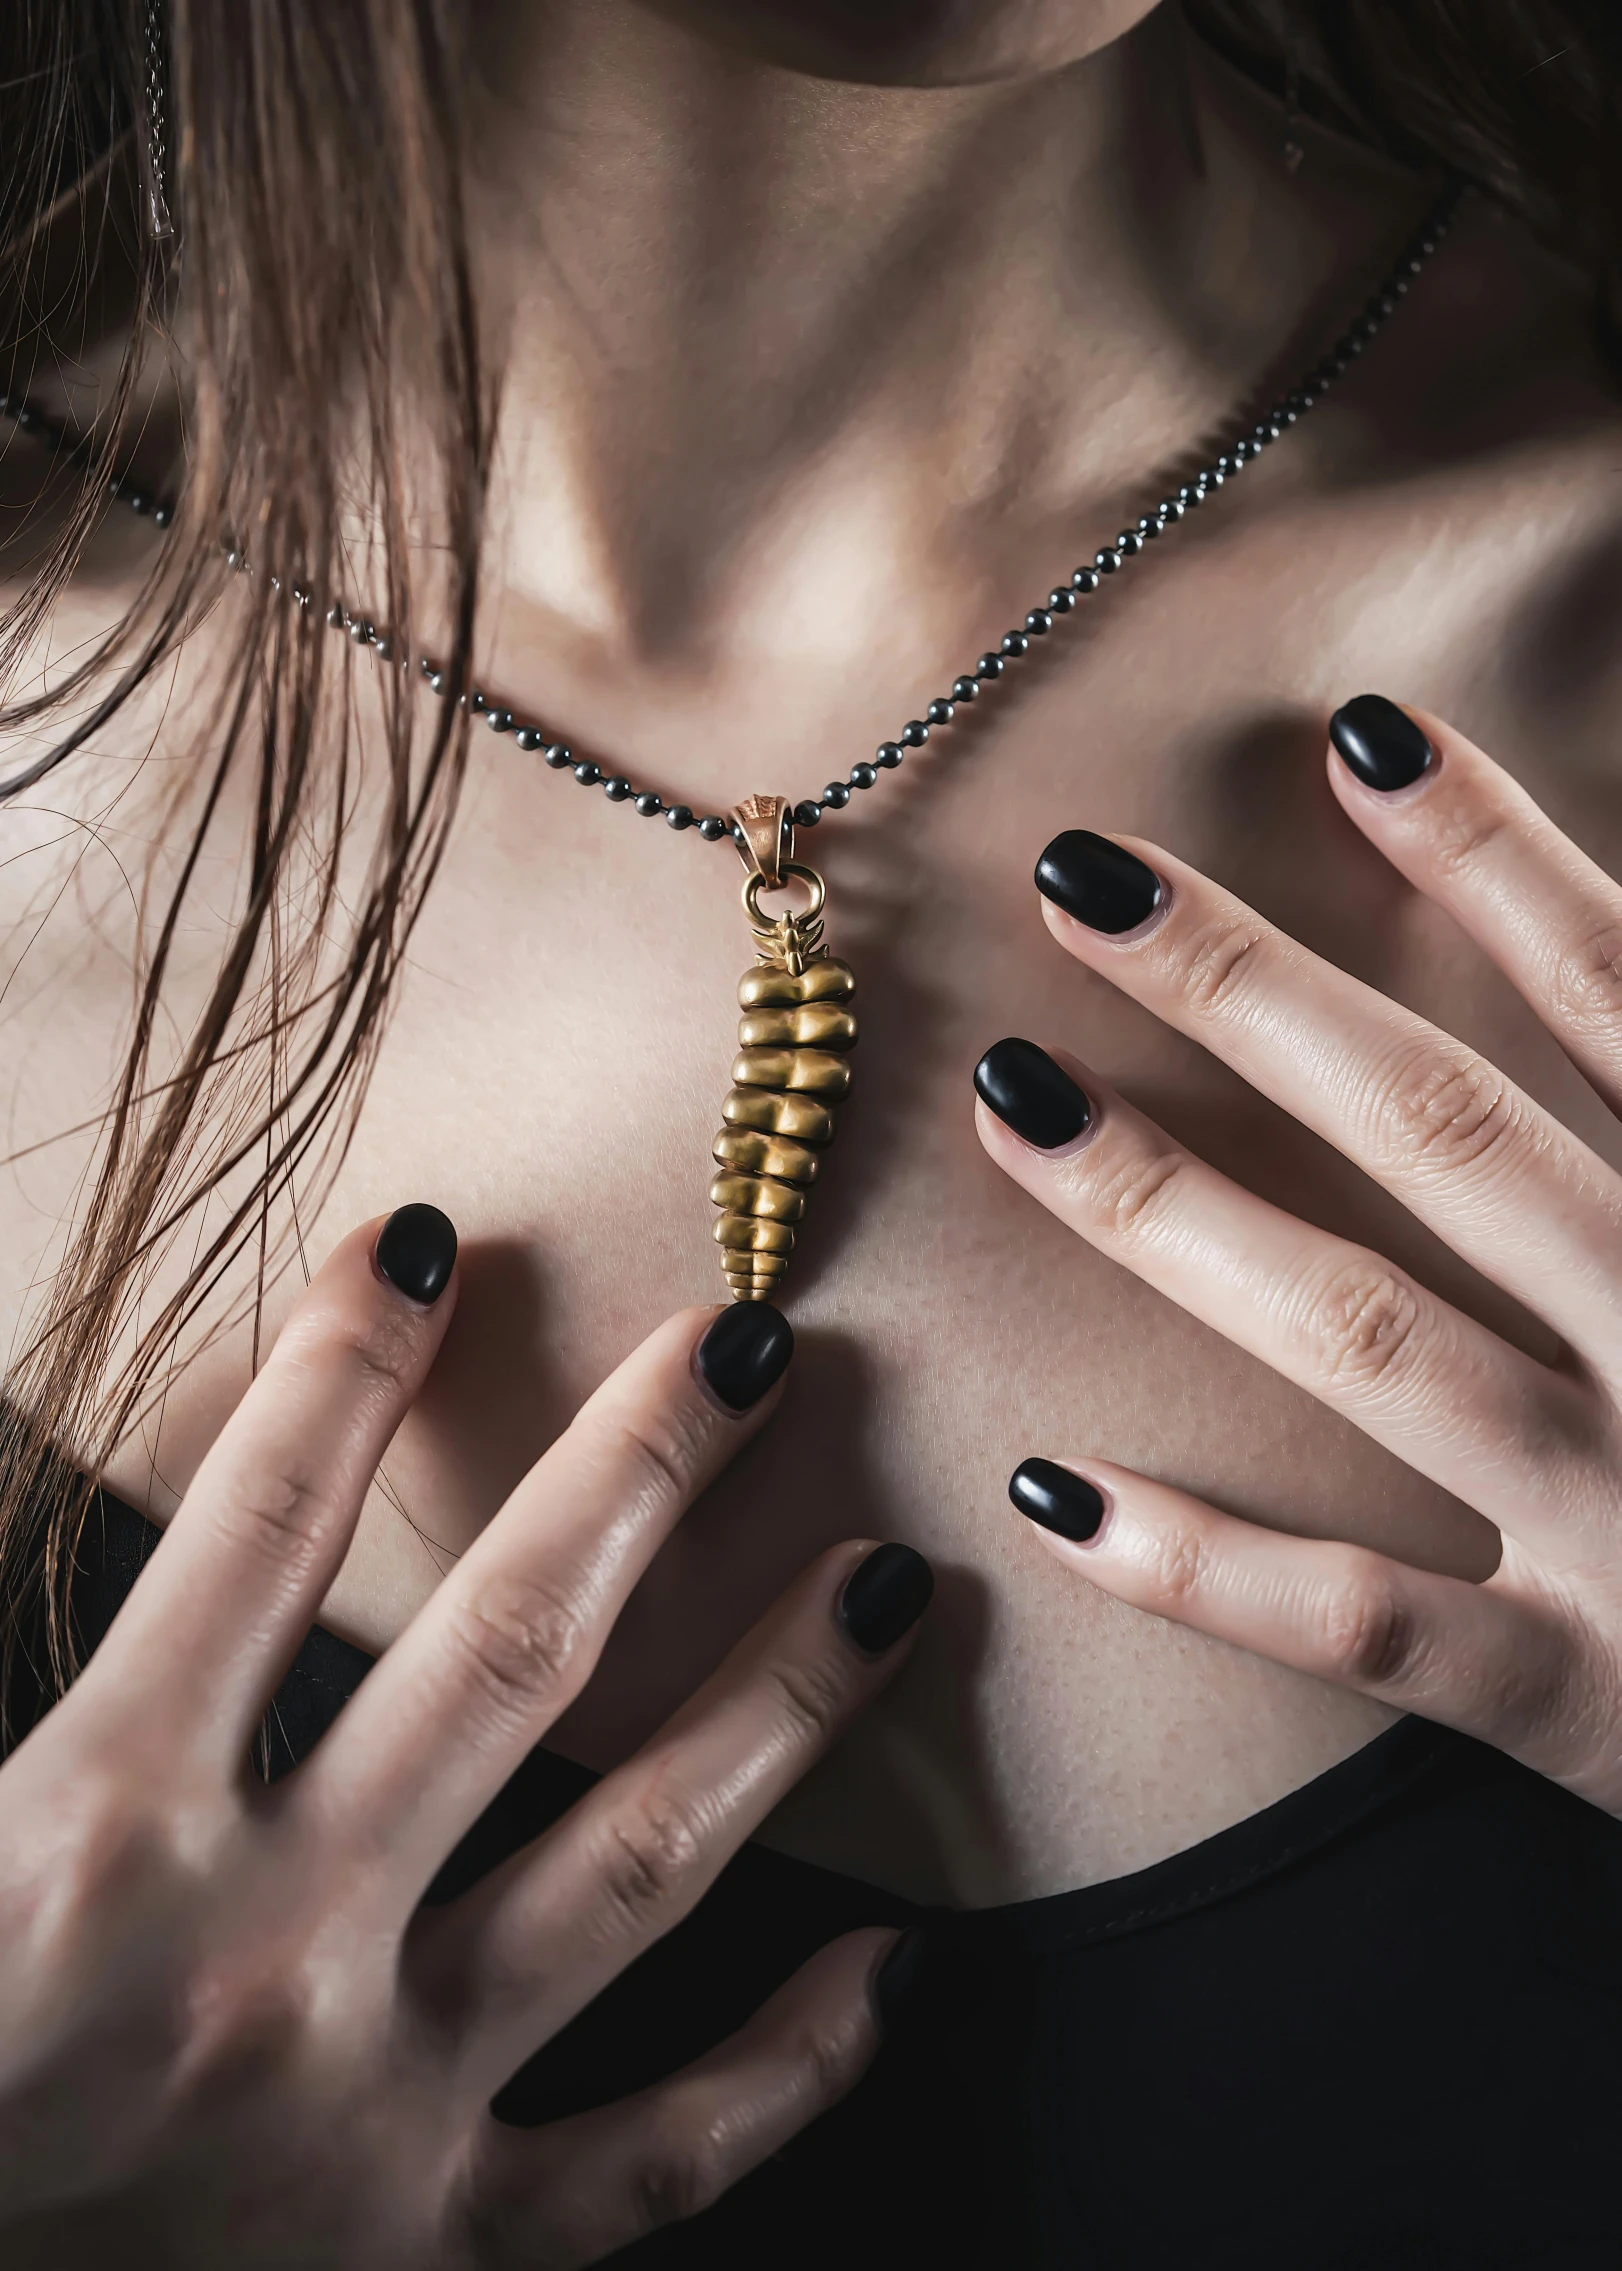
[742,860,826,929]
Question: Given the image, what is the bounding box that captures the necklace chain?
[0,183,1461,842]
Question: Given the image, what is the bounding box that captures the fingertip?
[868,1925,926,2040]
[835,1541,934,1657]
[1035,829,1167,938]
[972,1038,1095,1154]
[1009,1456,1109,1543]
[1327,694,1437,798]
[693,1300,794,1414]
[373,1202,458,1308]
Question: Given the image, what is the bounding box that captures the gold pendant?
[709,795,857,1302]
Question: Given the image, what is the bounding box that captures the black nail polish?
[871,1928,926,2037]
[696,1302,794,1412]
[1035,829,1163,934]
[374,1203,457,1306]
[837,1543,935,1656]
[973,1038,1091,1150]
[1009,1457,1106,1542]
[1329,695,1433,791]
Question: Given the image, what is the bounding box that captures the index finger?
[82,1206,460,1770]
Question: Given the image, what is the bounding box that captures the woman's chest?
[22,440,1622,1899]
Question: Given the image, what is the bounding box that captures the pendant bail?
[730,794,794,892]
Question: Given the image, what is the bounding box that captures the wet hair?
[0,0,1617,1691]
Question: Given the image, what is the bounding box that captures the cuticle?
[369,1242,437,1311]
[1115,876,1173,944]
[1331,722,1440,803]
[1050,878,1172,946]
[689,1350,737,1420]
[1034,1110,1102,1162]
[1039,1050,1102,1158]
[689,1344,770,1422]
[1022,1475,1114,1547]
[973,1091,1101,1161]
[1076,1479,1114,1546]
[1382,747,1440,801]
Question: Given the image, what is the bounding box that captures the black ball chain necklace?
[0,153,1462,1302]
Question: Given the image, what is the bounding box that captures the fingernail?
[1035,829,1163,934]
[1329,694,1433,792]
[1009,1457,1107,1542]
[870,1928,926,2037]
[696,1302,794,1412]
[374,1203,458,1306]
[973,1038,1092,1150]
[837,1542,935,1656]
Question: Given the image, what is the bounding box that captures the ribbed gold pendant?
[709,796,857,1302]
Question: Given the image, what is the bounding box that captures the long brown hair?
[0,0,1618,1693]
[0,0,488,1691]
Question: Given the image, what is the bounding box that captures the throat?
[466,2,1213,682]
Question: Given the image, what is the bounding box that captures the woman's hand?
[974,696,1622,1814]
[0,1210,931,2269]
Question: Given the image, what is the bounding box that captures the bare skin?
[5,0,1622,1905]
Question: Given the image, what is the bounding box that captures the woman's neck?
[460,1,1408,783]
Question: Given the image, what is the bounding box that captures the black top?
[8,1492,1622,2269]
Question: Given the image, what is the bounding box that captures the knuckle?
[8,1783,290,2113]
[761,1650,855,1753]
[624,2006,865,2238]
[1425,798,1511,887]
[595,1776,713,1934]
[1370,1041,1519,1181]
[1141,1522,1213,1613]
[281,1298,421,1406]
[442,1569,593,1729]
[1079,1143,1191,1247]
[1550,917,1622,1037]
[799,2008,865,2106]
[334,1312,419,1402]
[1303,1260,1426,1400]
[590,1409,705,1522]
[217,1467,331,1577]
[171,1965,314,2118]
[28,1780,173,1954]
[629,2116,733,2232]
[1311,1557,1417,1688]
[1165,910,1271,1018]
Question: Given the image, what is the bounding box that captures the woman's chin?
[629,0,1160,86]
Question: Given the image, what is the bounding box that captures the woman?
[3,0,1622,2261]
